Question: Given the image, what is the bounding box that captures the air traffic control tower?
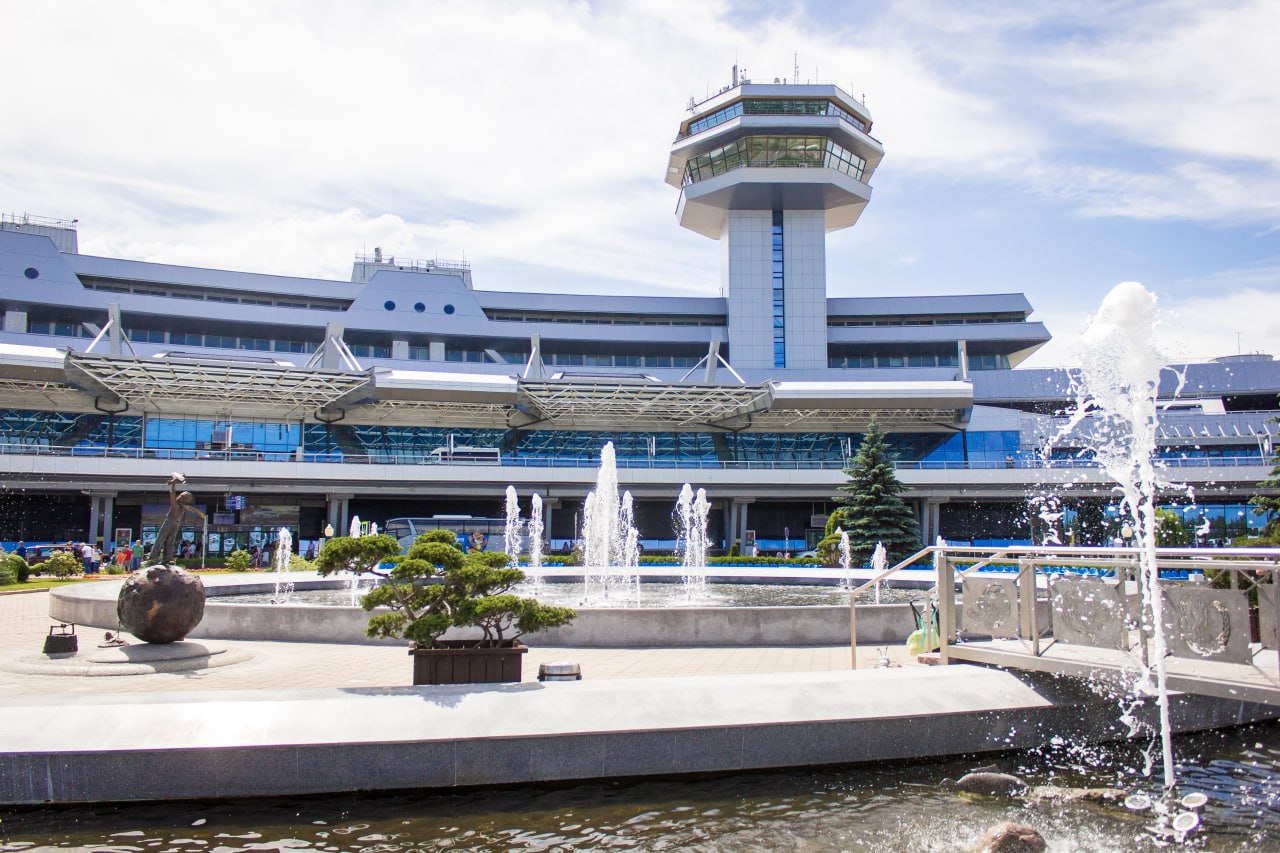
[667,72,884,370]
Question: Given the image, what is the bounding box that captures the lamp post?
[1121,523,1134,547]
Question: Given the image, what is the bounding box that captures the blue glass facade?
[772,211,785,368]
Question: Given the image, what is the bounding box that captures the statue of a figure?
[148,472,206,565]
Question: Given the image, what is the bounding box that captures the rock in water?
[972,822,1047,853]
[948,771,1028,797]
[117,565,205,643]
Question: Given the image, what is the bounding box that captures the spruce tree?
[1251,408,1280,538]
[834,420,921,565]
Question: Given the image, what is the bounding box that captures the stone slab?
[0,664,1275,804]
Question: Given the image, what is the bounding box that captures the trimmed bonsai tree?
[315,530,575,648]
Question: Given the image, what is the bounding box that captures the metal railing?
[0,442,1268,473]
[848,545,1280,695]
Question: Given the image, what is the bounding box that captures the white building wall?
[722,211,774,369]
[782,210,827,370]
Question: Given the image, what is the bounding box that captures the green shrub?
[0,562,15,586]
[42,551,82,578]
[288,553,313,572]
[1,553,28,584]
[225,550,252,571]
[105,563,127,575]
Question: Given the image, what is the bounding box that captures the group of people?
[17,539,147,574]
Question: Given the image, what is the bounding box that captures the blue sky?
[3,0,1278,366]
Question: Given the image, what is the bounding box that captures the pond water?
[3,722,1278,851]
[221,582,922,608]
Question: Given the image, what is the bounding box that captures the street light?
[1120,523,1134,546]
[324,523,334,538]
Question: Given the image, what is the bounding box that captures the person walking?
[131,541,142,571]
[79,541,93,574]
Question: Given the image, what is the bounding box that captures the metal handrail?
[848,544,1280,669]
[0,442,1267,472]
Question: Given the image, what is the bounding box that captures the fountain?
[346,515,363,605]
[675,483,710,600]
[838,528,852,589]
[527,493,545,587]
[1064,281,1175,789]
[870,541,886,605]
[581,442,640,603]
[270,526,293,604]
[503,485,521,568]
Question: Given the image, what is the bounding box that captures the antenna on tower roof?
[794,52,799,85]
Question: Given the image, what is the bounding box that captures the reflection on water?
[4,723,1278,851]
[223,583,923,608]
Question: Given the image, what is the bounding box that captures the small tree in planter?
[315,530,575,684]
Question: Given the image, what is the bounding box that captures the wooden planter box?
[409,640,528,685]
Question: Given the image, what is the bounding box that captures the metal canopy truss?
[748,407,968,432]
[353,400,518,429]
[0,344,973,431]
[65,353,375,419]
[0,378,97,412]
[516,380,773,431]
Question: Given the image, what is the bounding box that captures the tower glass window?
[683,137,866,186]
[682,99,870,137]
[772,211,785,369]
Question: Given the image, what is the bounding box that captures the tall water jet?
[527,493,545,588]
[838,528,852,589]
[1065,281,1174,789]
[346,515,363,605]
[271,526,294,604]
[503,485,522,568]
[620,492,641,605]
[582,443,639,602]
[675,484,710,600]
[870,541,887,605]
[368,521,378,537]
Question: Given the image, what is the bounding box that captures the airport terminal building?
[0,77,1276,554]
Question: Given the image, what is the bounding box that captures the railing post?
[1019,558,1039,656]
[849,592,858,669]
[937,548,954,664]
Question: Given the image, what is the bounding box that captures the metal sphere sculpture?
[117,564,205,643]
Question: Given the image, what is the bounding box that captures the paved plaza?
[0,587,910,697]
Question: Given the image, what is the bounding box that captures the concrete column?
[429,340,445,361]
[87,497,100,545]
[101,495,115,549]
[737,500,751,547]
[541,500,555,546]
[391,339,409,360]
[325,495,353,536]
[725,501,738,552]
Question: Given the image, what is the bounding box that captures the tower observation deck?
[667,74,884,370]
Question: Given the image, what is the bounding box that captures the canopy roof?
[0,345,973,432]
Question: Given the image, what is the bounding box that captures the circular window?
[383,300,396,311]
[23,267,39,280]
[443,304,455,315]
[414,302,425,313]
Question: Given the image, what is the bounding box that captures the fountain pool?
[3,721,1278,850]
[223,578,923,608]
